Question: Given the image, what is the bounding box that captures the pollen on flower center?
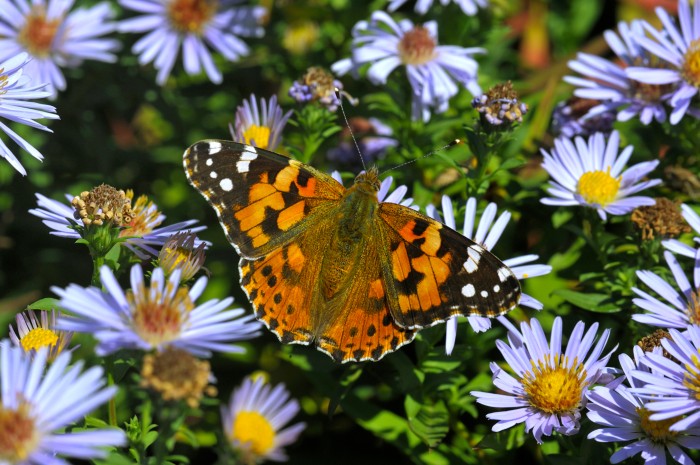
[682,353,700,400]
[18,9,61,58]
[129,285,191,345]
[121,192,162,238]
[576,168,621,206]
[243,124,272,149]
[398,26,436,65]
[20,327,58,352]
[231,411,275,455]
[167,0,217,34]
[636,407,680,443]
[0,402,39,462]
[682,39,700,88]
[522,355,586,414]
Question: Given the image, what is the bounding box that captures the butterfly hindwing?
[377,202,521,328]
[183,140,344,258]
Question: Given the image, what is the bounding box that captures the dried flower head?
[140,347,216,408]
[472,81,528,127]
[71,184,132,227]
[288,66,355,111]
[631,198,691,240]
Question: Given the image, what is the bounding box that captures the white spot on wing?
[480,290,488,298]
[208,141,222,153]
[220,178,233,192]
[237,160,250,173]
[498,267,511,282]
[210,171,218,179]
[205,158,213,166]
[241,146,258,160]
[493,285,500,293]
[462,284,475,297]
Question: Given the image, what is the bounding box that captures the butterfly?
[183,140,521,363]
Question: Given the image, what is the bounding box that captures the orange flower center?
[167,0,217,34]
[19,8,61,57]
[398,26,436,65]
[0,402,39,462]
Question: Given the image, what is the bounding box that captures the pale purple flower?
[327,117,397,166]
[471,317,615,444]
[586,346,700,464]
[540,130,661,220]
[565,20,669,125]
[387,0,487,15]
[426,196,551,353]
[632,249,700,329]
[28,191,207,258]
[0,53,58,175]
[332,11,483,122]
[0,0,120,97]
[119,0,266,85]
[632,325,700,432]
[230,94,291,151]
[222,376,306,462]
[9,309,73,360]
[52,264,262,356]
[551,97,615,138]
[0,342,125,464]
[626,0,700,124]
[663,203,700,258]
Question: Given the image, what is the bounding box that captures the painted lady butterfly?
[183,141,521,363]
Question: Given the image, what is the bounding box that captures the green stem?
[91,253,105,287]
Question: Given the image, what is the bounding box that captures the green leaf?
[26,298,62,311]
[552,289,620,313]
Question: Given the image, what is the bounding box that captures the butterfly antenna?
[336,88,367,172]
[379,139,462,176]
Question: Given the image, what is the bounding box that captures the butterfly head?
[353,166,381,195]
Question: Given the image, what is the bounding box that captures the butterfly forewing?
[183,140,344,258]
[377,202,521,328]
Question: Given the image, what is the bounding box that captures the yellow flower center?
[167,0,217,34]
[398,26,436,65]
[636,407,680,443]
[576,168,621,207]
[0,402,39,463]
[522,355,586,414]
[687,291,700,325]
[129,284,192,346]
[231,411,275,456]
[242,124,271,149]
[682,39,700,88]
[682,353,700,400]
[20,327,59,352]
[18,8,61,57]
[120,192,162,238]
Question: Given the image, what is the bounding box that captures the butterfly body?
[184,140,521,363]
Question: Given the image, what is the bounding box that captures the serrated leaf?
[552,289,620,313]
[405,395,449,448]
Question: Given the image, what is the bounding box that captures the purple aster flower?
[663,203,700,258]
[29,190,207,258]
[331,11,483,122]
[119,0,266,85]
[426,196,551,353]
[52,263,262,357]
[0,342,126,464]
[9,309,73,360]
[632,249,700,329]
[631,325,700,431]
[222,375,306,462]
[540,130,661,220]
[230,94,291,151]
[471,316,615,444]
[0,53,58,175]
[327,117,398,166]
[565,20,670,125]
[626,0,700,124]
[388,0,487,15]
[551,97,615,138]
[587,346,700,464]
[0,0,120,98]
